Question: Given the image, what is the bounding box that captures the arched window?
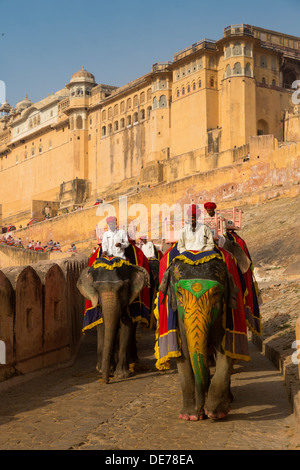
[233,42,242,55]
[198,58,203,69]
[225,45,231,58]
[244,44,252,57]
[272,79,276,86]
[101,126,106,137]
[133,112,138,123]
[192,81,196,91]
[147,88,151,101]
[76,88,83,96]
[187,84,190,93]
[127,98,132,110]
[257,119,269,135]
[225,64,231,77]
[140,91,145,104]
[159,95,167,107]
[245,63,252,77]
[108,123,112,135]
[271,59,277,71]
[133,95,138,107]
[76,115,83,129]
[120,118,125,129]
[198,79,202,88]
[102,110,106,121]
[260,56,267,68]
[126,115,131,126]
[233,62,242,75]
[114,120,118,131]
[108,107,112,119]
[210,78,214,87]
[120,101,125,113]
[182,87,185,95]
[147,106,151,118]
[114,104,118,116]
[209,56,215,68]
[159,79,166,89]
[140,109,145,120]
[153,96,158,109]
[262,77,266,84]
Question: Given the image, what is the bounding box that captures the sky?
[1,0,300,107]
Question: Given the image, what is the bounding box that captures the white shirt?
[141,241,156,258]
[177,222,215,253]
[102,228,129,259]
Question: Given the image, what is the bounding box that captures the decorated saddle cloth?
[226,231,262,336]
[82,242,150,333]
[154,245,251,370]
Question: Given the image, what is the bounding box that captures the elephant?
[77,259,150,383]
[159,254,239,421]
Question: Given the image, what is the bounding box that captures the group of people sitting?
[0,235,64,252]
[26,240,62,252]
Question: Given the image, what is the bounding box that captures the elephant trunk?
[100,290,120,384]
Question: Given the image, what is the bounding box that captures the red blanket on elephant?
[82,242,151,333]
[226,231,262,336]
[154,245,251,370]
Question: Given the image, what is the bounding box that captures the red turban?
[106,216,117,224]
[204,202,217,210]
[187,204,201,217]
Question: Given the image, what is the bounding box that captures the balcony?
[223,24,254,38]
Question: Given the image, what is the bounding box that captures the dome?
[69,67,95,85]
[0,100,11,112]
[15,94,32,111]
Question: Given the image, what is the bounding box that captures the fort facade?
[0,24,299,229]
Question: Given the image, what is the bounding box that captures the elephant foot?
[205,408,231,420]
[179,412,206,421]
[115,367,131,380]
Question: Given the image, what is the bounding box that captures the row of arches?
[225,62,252,77]
[175,77,215,98]
[102,89,152,121]
[101,107,152,137]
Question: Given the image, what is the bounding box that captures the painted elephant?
[159,254,239,420]
[77,259,150,383]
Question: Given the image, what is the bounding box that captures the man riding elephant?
[154,203,256,420]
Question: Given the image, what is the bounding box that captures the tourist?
[177,204,215,253]
[140,236,156,259]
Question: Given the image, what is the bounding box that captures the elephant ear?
[76,267,99,308]
[223,238,251,274]
[128,265,150,305]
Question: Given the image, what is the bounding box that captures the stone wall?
[3,136,299,249]
[0,255,88,382]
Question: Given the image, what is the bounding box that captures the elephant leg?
[96,323,116,376]
[96,324,104,373]
[205,350,233,419]
[114,314,132,379]
[176,322,206,421]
